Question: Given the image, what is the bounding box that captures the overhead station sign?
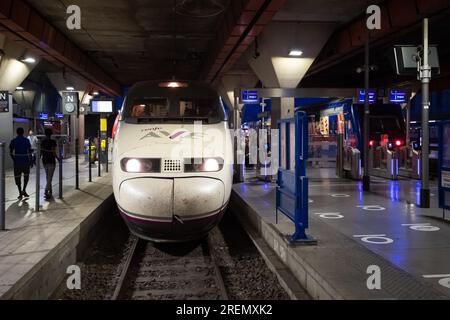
[358,89,375,104]
[0,91,9,113]
[390,90,407,104]
[62,91,79,115]
[39,113,49,120]
[241,90,259,104]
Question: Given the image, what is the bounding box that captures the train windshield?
[124,97,225,124]
[129,98,169,118]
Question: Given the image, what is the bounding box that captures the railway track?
[111,235,229,300]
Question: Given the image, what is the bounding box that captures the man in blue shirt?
[9,128,32,199]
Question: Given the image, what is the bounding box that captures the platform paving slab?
[230,180,450,300]
[0,173,113,300]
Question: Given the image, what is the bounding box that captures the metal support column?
[406,98,411,148]
[363,32,371,191]
[58,140,63,199]
[88,139,92,182]
[420,18,431,208]
[0,142,5,231]
[75,137,79,189]
[98,130,101,178]
[35,141,41,212]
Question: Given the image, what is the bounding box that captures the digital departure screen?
[39,113,49,120]
[241,90,259,104]
[91,100,113,113]
[358,90,375,104]
[390,90,407,104]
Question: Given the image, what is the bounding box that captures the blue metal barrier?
[439,121,450,218]
[276,111,315,243]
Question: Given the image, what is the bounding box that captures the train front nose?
[118,177,226,241]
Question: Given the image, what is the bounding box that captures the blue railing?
[276,111,315,242]
[439,121,450,216]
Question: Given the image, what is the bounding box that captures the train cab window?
[128,98,169,118]
[179,98,223,123]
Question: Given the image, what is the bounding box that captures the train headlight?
[121,158,160,173]
[204,158,220,172]
[184,158,224,172]
[125,159,142,172]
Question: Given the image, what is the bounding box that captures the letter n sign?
[62,91,79,115]
[0,91,9,113]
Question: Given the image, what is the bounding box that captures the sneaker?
[18,193,23,200]
[22,191,30,198]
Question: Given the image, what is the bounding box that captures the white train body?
[112,81,233,242]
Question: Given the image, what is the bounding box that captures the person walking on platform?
[9,127,32,199]
[41,128,60,200]
[27,129,38,166]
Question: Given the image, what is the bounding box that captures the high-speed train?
[112,80,233,242]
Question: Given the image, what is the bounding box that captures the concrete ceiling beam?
[245,22,335,88]
[0,36,39,92]
[0,0,121,96]
[202,0,287,84]
[305,0,450,79]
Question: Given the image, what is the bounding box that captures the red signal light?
[369,140,375,147]
[395,140,403,147]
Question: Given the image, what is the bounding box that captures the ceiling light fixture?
[66,86,75,91]
[21,57,36,64]
[289,50,303,57]
[16,86,24,91]
[159,81,188,88]
[167,82,180,88]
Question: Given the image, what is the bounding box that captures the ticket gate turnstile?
[398,146,421,180]
[369,145,399,180]
[336,134,362,180]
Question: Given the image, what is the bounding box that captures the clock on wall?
[64,102,75,113]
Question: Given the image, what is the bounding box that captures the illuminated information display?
[241,90,259,104]
[358,89,375,104]
[390,90,407,104]
[91,100,113,113]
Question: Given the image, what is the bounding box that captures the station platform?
[230,175,450,300]
[0,158,113,299]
